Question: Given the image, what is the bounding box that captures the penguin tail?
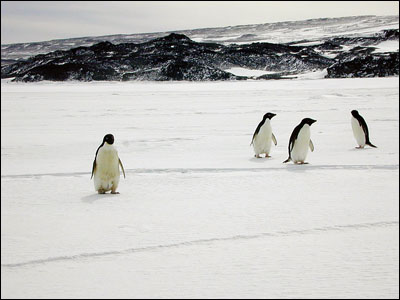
[366,142,377,148]
[283,157,291,163]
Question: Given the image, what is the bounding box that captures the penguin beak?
[271,113,276,118]
[311,119,317,124]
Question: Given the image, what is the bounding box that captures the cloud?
[1,1,399,44]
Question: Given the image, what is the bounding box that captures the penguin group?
[251,109,377,164]
[91,110,377,194]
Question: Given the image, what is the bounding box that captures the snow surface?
[224,67,277,77]
[1,77,399,298]
[372,40,400,53]
[191,17,399,46]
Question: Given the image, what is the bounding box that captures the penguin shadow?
[284,163,311,173]
[249,156,274,163]
[348,147,373,152]
[81,193,120,204]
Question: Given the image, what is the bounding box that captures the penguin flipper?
[283,157,291,163]
[309,139,314,152]
[91,143,103,179]
[272,133,277,146]
[91,160,96,179]
[358,115,375,147]
[250,134,256,146]
[119,158,126,178]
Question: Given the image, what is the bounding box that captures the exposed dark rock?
[381,29,399,40]
[1,28,398,82]
[256,73,296,80]
[326,52,399,78]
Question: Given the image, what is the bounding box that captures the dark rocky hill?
[1,33,333,81]
[322,29,399,78]
[1,29,398,82]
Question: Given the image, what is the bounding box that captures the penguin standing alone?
[251,112,277,158]
[351,110,377,148]
[283,118,316,164]
[91,134,125,194]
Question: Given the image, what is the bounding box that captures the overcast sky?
[1,1,399,44]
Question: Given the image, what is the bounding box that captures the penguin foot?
[111,191,120,194]
[97,189,106,194]
[265,154,271,158]
[355,146,364,149]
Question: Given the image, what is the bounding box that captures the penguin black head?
[301,118,317,126]
[103,134,114,145]
[351,110,359,117]
[263,112,276,120]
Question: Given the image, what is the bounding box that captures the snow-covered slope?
[2,15,398,61]
[1,77,398,298]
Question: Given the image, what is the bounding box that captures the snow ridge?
[2,164,398,179]
[3,221,398,268]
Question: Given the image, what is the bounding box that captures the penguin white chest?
[94,144,120,192]
[291,125,310,163]
[351,116,366,147]
[253,120,273,155]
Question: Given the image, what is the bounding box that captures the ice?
[1,77,399,298]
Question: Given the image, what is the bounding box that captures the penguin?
[91,134,126,194]
[351,110,377,148]
[251,112,277,158]
[283,118,316,164]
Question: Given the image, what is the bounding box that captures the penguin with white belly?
[351,110,377,149]
[251,112,278,158]
[91,134,126,194]
[283,118,316,164]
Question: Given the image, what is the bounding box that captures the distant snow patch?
[372,40,399,53]
[291,40,323,46]
[224,67,277,77]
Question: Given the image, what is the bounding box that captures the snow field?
[1,77,399,298]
